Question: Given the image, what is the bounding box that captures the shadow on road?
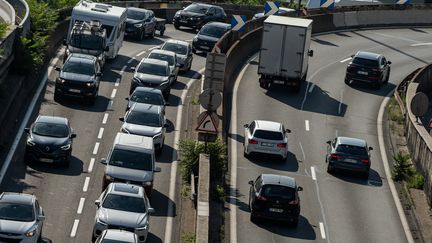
[254,215,317,240]
[246,152,300,172]
[329,168,383,187]
[156,145,174,164]
[180,69,203,80]
[171,80,188,90]
[53,95,111,113]
[312,37,339,47]
[146,233,163,243]
[150,189,176,217]
[347,81,396,97]
[27,156,84,176]
[227,133,244,145]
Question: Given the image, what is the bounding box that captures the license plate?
[344,158,357,163]
[40,158,53,163]
[200,46,210,50]
[269,208,283,213]
[274,80,284,84]
[261,142,274,147]
[358,71,368,75]
[180,20,187,23]
[69,89,81,93]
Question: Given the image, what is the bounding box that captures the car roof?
[68,53,97,63]
[130,103,161,114]
[149,49,176,57]
[190,2,215,8]
[204,22,231,29]
[0,192,35,205]
[142,58,168,67]
[354,51,381,60]
[164,39,189,46]
[132,87,163,95]
[254,120,282,132]
[261,174,296,188]
[337,136,367,147]
[36,115,68,125]
[127,7,151,13]
[102,229,137,241]
[107,183,145,198]
[113,132,153,151]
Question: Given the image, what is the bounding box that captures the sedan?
[0,192,45,243]
[192,22,231,53]
[126,86,168,112]
[326,136,373,177]
[24,115,76,167]
[147,49,180,84]
[126,7,157,40]
[243,120,291,160]
[160,39,193,72]
[92,183,154,243]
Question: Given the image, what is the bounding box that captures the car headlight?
[61,144,71,150]
[86,81,96,87]
[27,138,35,146]
[193,36,198,42]
[196,17,202,21]
[143,181,152,187]
[96,217,108,226]
[56,78,65,84]
[25,228,37,237]
[175,11,180,17]
[190,17,195,21]
[105,175,114,182]
[134,23,143,28]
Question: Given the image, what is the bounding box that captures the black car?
[54,53,102,105]
[192,22,231,53]
[326,136,373,177]
[249,174,303,226]
[345,51,391,89]
[126,7,157,40]
[173,3,227,31]
[24,115,76,167]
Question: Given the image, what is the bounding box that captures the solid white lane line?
[299,142,305,161]
[107,100,113,110]
[305,120,310,131]
[97,128,104,139]
[319,222,326,239]
[378,93,414,243]
[340,57,352,63]
[127,57,135,64]
[93,142,100,155]
[308,83,315,93]
[411,42,432,46]
[311,166,317,181]
[88,158,95,173]
[136,50,146,56]
[111,89,117,98]
[83,177,90,192]
[164,68,204,243]
[102,113,109,124]
[338,90,343,115]
[70,219,79,237]
[77,198,85,214]
[368,31,421,44]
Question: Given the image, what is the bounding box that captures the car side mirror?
[308,50,313,57]
[71,133,77,139]
[96,72,102,77]
[24,128,30,133]
[55,66,61,71]
[164,123,169,128]
[369,146,373,151]
[248,180,254,186]
[100,158,107,165]
[326,140,331,145]
[297,186,303,192]
[130,67,136,71]
[125,97,129,101]
[62,39,67,46]
[165,102,170,106]
[285,129,291,133]
[244,124,249,128]
[95,200,101,207]
[351,54,354,58]
[387,61,392,64]
[38,215,46,221]
[119,117,125,122]
[154,167,161,172]
[148,207,155,214]
[176,63,181,67]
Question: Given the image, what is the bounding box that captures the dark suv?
[249,174,303,226]
[192,22,231,53]
[326,136,373,177]
[345,51,391,89]
[126,7,157,40]
[173,3,227,31]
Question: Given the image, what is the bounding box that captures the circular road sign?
[199,89,222,111]
[411,92,429,117]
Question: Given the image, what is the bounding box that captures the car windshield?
[101,240,133,243]
[352,57,379,68]
[253,130,283,140]
[109,148,153,171]
[63,60,95,76]
[0,202,35,222]
[131,91,164,106]
[149,53,174,66]
[162,43,188,55]
[336,144,368,156]
[102,194,146,213]
[200,25,227,38]
[261,185,295,200]
[32,122,69,138]
[137,62,168,76]
[70,33,104,51]
[127,9,147,20]
[184,4,208,14]
[126,111,162,127]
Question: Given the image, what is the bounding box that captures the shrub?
[215,184,225,202]
[407,173,425,190]
[392,151,412,181]
[0,22,8,39]
[181,231,196,243]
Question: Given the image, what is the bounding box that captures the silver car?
[126,87,168,112]
[95,229,138,242]
[92,183,154,243]
[147,49,180,84]
[0,192,45,243]
[120,103,168,154]
[160,39,193,72]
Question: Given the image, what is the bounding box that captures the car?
[92,183,154,243]
[173,3,227,31]
[325,136,373,177]
[54,53,102,104]
[126,7,157,40]
[101,132,161,195]
[160,39,193,72]
[252,7,295,19]
[345,51,391,89]
[192,22,231,53]
[147,49,180,83]
[95,229,139,243]
[243,120,291,160]
[24,115,77,167]
[248,174,303,226]
[126,87,168,112]
[120,103,168,154]
[0,192,45,243]
[130,58,174,99]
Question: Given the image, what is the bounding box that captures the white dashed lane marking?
[102,113,109,124]
[88,158,95,173]
[107,100,113,110]
[127,57,135,64]
[70,219,79,237]
[137,50,146,56]
[92,142,100,155]
[319,222,326,239]
[77,198,85,214]
[311,166,317,181]
[340,57,352,63]
[97,127,104,139]
[111,89,117,98]
[83,177,90,192]
[305,120,310,131]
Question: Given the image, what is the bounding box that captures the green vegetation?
[181,184,191,199]
[181,231,196,243]
[407,172,425,190]
[0,22,8,39]
[388,96,405,125]
[392,151,425,190]
[215,184,225,202]
[227,0,302,9]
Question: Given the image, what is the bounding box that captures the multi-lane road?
[229,28,432,243]
[0,25,205,243]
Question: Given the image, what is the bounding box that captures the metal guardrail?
[0,0,14,24]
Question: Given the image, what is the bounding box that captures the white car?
[95,229,139,243]
[243,120,291,160]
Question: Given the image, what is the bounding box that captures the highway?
[0,25,204,243]
[229,28,432,243]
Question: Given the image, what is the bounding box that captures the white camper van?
[68,1,127,59]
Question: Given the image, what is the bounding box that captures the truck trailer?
[258,15,313,92]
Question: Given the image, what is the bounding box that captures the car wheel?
[327,164,333,174]
[344,78,350,85]
[88,95,96,105]
[187,62,192,71]
[62,159,70,168]
[156,145,163,155]
[24,151,32,164]
[174,24,180,29]
[363,170,370,179]
[280,154,287,162]
[192,47,197,54]
[373,82,381,89]
[38,229,43,243]
[91,234,97,242]
[139,30,144,41]
[53,91,61,102]
[384,72,390,84]
[250,213,257,223]
[160,27,165,36]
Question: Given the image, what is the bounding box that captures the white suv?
[243,120,291,160]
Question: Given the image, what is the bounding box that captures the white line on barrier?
[88,158,95,173]
[70,219,79,237]
[83,177,90,192]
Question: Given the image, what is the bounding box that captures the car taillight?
[256,195,267,201]
[249,139,258,144]
[289,199,299,205]
[361,159,370,164]
[330,154,343,159]
[277,143,286,148]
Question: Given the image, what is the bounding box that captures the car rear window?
[352,57,379,68]
[261,185,295,200]
[253,130,283,140]
[102,194,146,213]
[131,91,164,106]
[336,144,368,156]
[162,43,188,55]
[109,149,153,171]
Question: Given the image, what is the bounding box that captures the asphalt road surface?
[0,25,206,243]
[229,27,432,243]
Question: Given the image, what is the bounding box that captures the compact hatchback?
[147,49,179,83]
[249,174,303,226]
[126,87,168,112]
[345,51,391,89]
[95,229,139,243]
[24,115,77,167]
[92,183,154,243]
[243,120,291,160]
[126,7,157,40]
[160,39,193,72]
[0,192,45,243]
[192,22,231,53]
[326,136,373,177]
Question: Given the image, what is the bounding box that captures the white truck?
[258,15,314,92]
[68,0,127,59]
